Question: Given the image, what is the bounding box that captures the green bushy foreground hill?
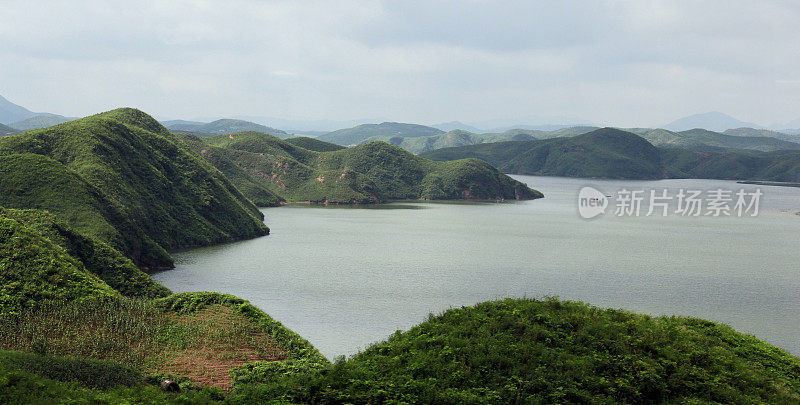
[0,108,269,268]
[178,131,542,204]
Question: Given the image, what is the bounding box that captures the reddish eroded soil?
[157,305,287,389]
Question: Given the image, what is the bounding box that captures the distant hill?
[284,136,345,152]
[0,108,269,269]
[0,95,37,124]
[177,131,542,204]
[165,118,290,138]
[430,121,481,132]
[423,128,663,179]
[631,128,800,152]
[662,112,759,132]
[362,129,540,154]
[319,122,445,146]
[0,123,18,137]
[423,128,800,182]
[11,113,74,130]
[724,127,800,143]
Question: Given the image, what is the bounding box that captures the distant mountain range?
[661,112,761,132]
[421,128,800,182]
[318,122,445,146]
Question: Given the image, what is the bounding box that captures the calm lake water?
[153,175,800,360]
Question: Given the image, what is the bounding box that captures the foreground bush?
[231,298,800,404]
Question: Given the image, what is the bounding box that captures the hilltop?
[284,136,346,152]
[178,131,542,204]
[0,108,269,268]
[318,122,444,146]
[631,128,800,152]
[165,118,290,138]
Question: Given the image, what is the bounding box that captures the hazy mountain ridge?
[165,118,290,138]
[422,127,800,182]
[319,122,445,146]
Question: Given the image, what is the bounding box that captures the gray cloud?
[0,0,797,128]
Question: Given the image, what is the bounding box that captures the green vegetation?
[167,118,290,138]
[319,122,445,146]
[231,298,800,404]
[284,136,345,152]
[10,113,72,131]
[424,128,664,179]
[0,207,169,301]
[178,131,542,203]
[0,108,269,268]
[0,212,120,315]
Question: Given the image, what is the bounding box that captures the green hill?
[0,108,269,268]
[10,114,73,130]
[178,131,542,203]
[284,136,345,152]
[166,118,290,138]
[233,298,800,404]
[423,128,664,179]
[319,122,445,146]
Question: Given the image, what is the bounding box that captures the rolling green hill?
[423,128,664,179]
[0,108,269,268]
[233,298,800,404]
[178,131,542,204]
[284,136,345,152]
[10,114,73,130]
[319,122,445,146]
[166,118,290,138]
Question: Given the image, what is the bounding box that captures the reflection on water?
[153,175,800,360]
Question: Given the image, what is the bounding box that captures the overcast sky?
[1,0,798,127]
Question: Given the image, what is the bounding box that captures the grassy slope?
[237,298,800,404]
[179,132,543,203]
[423,128,664,180]
[284,136,345,152]
[0,108,269,268]
[319,122,445,146]
[0,207,169,300]
[0,213,120,315]
[725,127,800,143]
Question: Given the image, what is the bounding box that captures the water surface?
[153,176,800,359]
